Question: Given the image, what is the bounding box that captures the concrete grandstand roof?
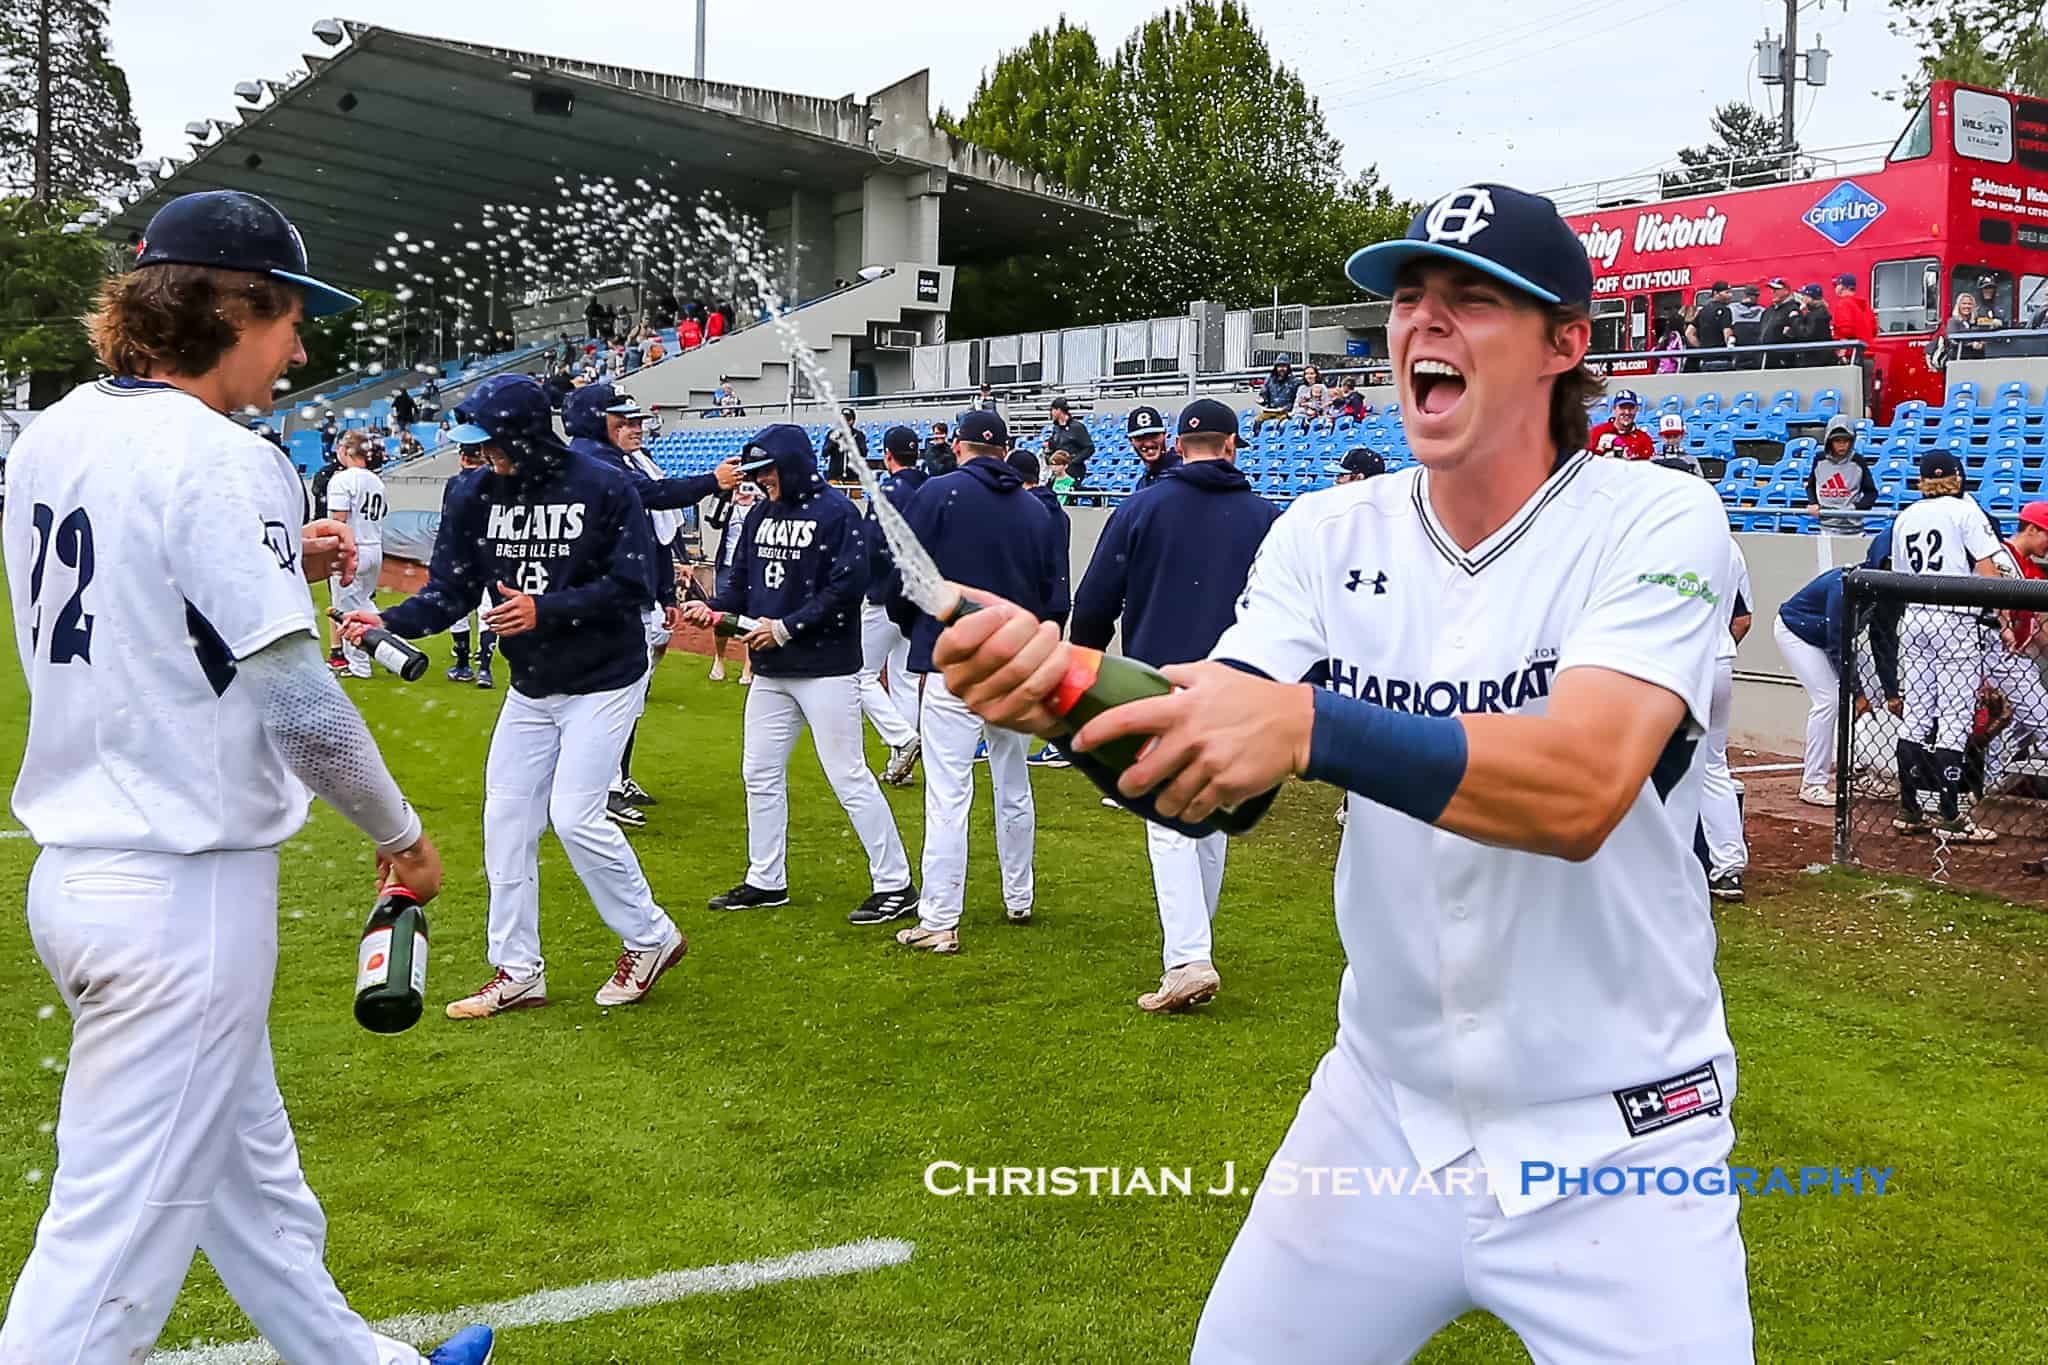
[105,20,1122,291]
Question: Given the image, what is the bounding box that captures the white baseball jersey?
[1894,493,2000,628]
[1213,453,1735,1215]
[325,465,387,549]
[1718,541,1752,664]
[3,378,318,852]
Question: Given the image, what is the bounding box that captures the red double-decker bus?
[1555,81,2048,419]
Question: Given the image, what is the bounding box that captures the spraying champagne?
[328,607,428,681]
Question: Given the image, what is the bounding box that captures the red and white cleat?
[593,927,688,1005]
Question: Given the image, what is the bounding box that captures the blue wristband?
[1304,687,1469,824]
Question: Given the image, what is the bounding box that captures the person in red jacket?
[679,315,703,350]
[705,307,726,341]
[1586,388,1655,459]
[1832,273,1878,408]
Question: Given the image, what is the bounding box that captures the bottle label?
[1050,647,1104,718]
[356,927,393,992]
[372,638,412,673]
[410,931,428,996]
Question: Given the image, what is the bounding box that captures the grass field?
[1,579,2046,1363]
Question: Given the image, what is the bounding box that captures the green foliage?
[1889,0,2048,102]
[947,1,1416,325]
[0,0,141,205]
[0,195,110,403]
[1662,102,1793,198]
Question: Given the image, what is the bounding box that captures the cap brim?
[738,454,778,472]
[445,422,492,445]
[272,269,359,319]
[1343,240,1562,304]
[604,404,649,419]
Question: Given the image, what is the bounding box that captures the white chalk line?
[152,1236,915,1363]
[1730,762,1806,775]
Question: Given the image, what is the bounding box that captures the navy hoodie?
[1134,448,1182,490]
[1071,459,1279,667]
[865,464,929,605]
[707,436,870,678]
[563,387,728,608]
[887,456,1063,673]
[382,448,658,697]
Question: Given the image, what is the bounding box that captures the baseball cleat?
[1025,742,1070,768]
[1139,962,1221,1013]
[848,885,920,925]
[1798,784,1833,807]
[445,664,474,683]
[1933,817,1998,844]
[708,881,790,911]
[427,1323,494,1364]
[475,665,495,690]
[883,738,922,786]
[620,777,659,806]
[593,927,688,1005]
[605,792,647,828]
[1893,814,1930,835]
[1708,871,1745,903]
[445,969,548,1020]
[973,738,989,763]
[327,654,351,673]
[1006,903,1034,924]
[895,924,959,953]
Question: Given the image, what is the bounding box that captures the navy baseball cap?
[1610,388,1641,407]
[443,374,564,450]
[1325,447,1386,477]
[603,391,649,420]
[1176,398,1239,440]
[1126,405,1167,438]
[740,423,815,472]
[134,190,358,318]
[1833,273,1857,289]
[882,424,920,459]
[955,409,1009,447]
[1006,449,1041,483]
[1345,183,1593,307]
[1801,284,1825,299]
[1920,451,1964,481]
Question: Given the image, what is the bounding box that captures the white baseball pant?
[0,847,421,1365]
[916,672,1034,930]
[611,607,671,798]
[1700,657,1746,878]
[1773,616,1839,789]
[858,602,916,749]
[484,681,677,978]
[335,547,383,679]
[1148,822,1227,969]
[742,673,911,892]
[1899,610,1986,753]
[1191,1047,1753,1364]
[887,632,913,713]
[1981,644,2048,788]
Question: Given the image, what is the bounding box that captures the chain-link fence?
[1837,568,2048,892]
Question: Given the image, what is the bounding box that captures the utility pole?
[33,0,52,204]
[694,0,707,80]
[1779,0,1798,156]
[1758,3,1835,168]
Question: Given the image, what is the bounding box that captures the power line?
[1307,0,1641,103]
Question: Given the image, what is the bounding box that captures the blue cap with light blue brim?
[446,422,492,445]
[1343,183,1593,309]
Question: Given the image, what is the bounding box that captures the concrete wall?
[1601,363,1867,417]
[1948,355,2048,403]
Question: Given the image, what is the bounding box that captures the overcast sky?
[110,0,1926,203]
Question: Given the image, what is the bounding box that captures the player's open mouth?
[1411,358,1467,418]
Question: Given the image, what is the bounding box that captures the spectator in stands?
[1974,274,2004,328]
[1650,313,1687,373]
[437,414,453,442]
[1758,279,1800,370]
[1048,449,1077,502]
[607,340,628,379]
[1586,388,1654,459]
[1830,273,1877,402]
[1804,415,1876,530]
[1943,291,1990,364]
[1328,375,1372,420]
[1251,358,1301,425]
[1325,448,1385,485]
[1793,284,1834,368]
[715,380,742,416]
[419,378,442,419]
[2029,293,2048,332]
[318,408,339,454]
[1730,285,1764,367]
[977,383,998,413]
[705,306,725,342]
[829,409,867,482]
[679,314,704,350]
[924,422,951,471]
[1653,414,1700,472]
[625,334,643,373]
[397,430,424,461]
[1687,282,1736,371]
[1291,365,1330,419]
[644,334,666,365]
[1127,405,1180,489]
[583,298,605,338]
[1044,398,1094,471]
[557,331,575,367]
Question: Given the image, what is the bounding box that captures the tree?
[0,195,112,405]
[0,0,141,206]
[1661,103,1793,198]
[1889,0,2048,102]
[941,19,1108,195]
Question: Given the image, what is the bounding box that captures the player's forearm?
[243,634,420,854]
[637,474,720,509]
[380,581,470,640]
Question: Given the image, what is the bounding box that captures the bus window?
[1590,297,1627,354]
[1874,257,1941,334]
[1889,98,1933,163]
[1650,289,1684,344]
[1629,295,1649,347]
[1951,266,2016,327]
[2023,274,2047,329]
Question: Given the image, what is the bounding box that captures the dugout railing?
[1836,567,2048,887]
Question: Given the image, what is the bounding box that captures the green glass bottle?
[355,887,429,1034]
[708,611,763,639]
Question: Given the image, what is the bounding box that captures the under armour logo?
[1424,188,1496,245]
[1625,1092,1665,1119]
[1344,569,1388,595]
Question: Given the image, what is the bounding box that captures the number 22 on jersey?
[26,502,95,664]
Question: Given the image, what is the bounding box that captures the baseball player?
[706,476,762,683]
[1586,387,1655,458]
[1125,404,1180,489]
[326,430,389,678]
[1008,448,1074,769]
[1978,502,2048,794]
[681,424,916,922]
[1069,398,1278,1011]
[1891,451,2003,840]
[1701,539,1753,901]
[443,442,497,686]
[1772,534,1899,805]
[926,184,1756,1360]
[343,373,689,1017]
[0,189,490,1365]
[860,425,928,784]
[887,409,1065,952]
[562,382,739,823]
[1325,446,1386,486]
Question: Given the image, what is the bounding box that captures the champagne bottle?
[707,610,763,639]
[326,608,429,681]
[355,887,429,1034]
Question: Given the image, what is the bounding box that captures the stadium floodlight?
[234,81,264,103]
[312,18,345,46]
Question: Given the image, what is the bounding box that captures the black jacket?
[1043,418,1094,463]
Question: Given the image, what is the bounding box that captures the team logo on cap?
[1425,188,1496,245]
